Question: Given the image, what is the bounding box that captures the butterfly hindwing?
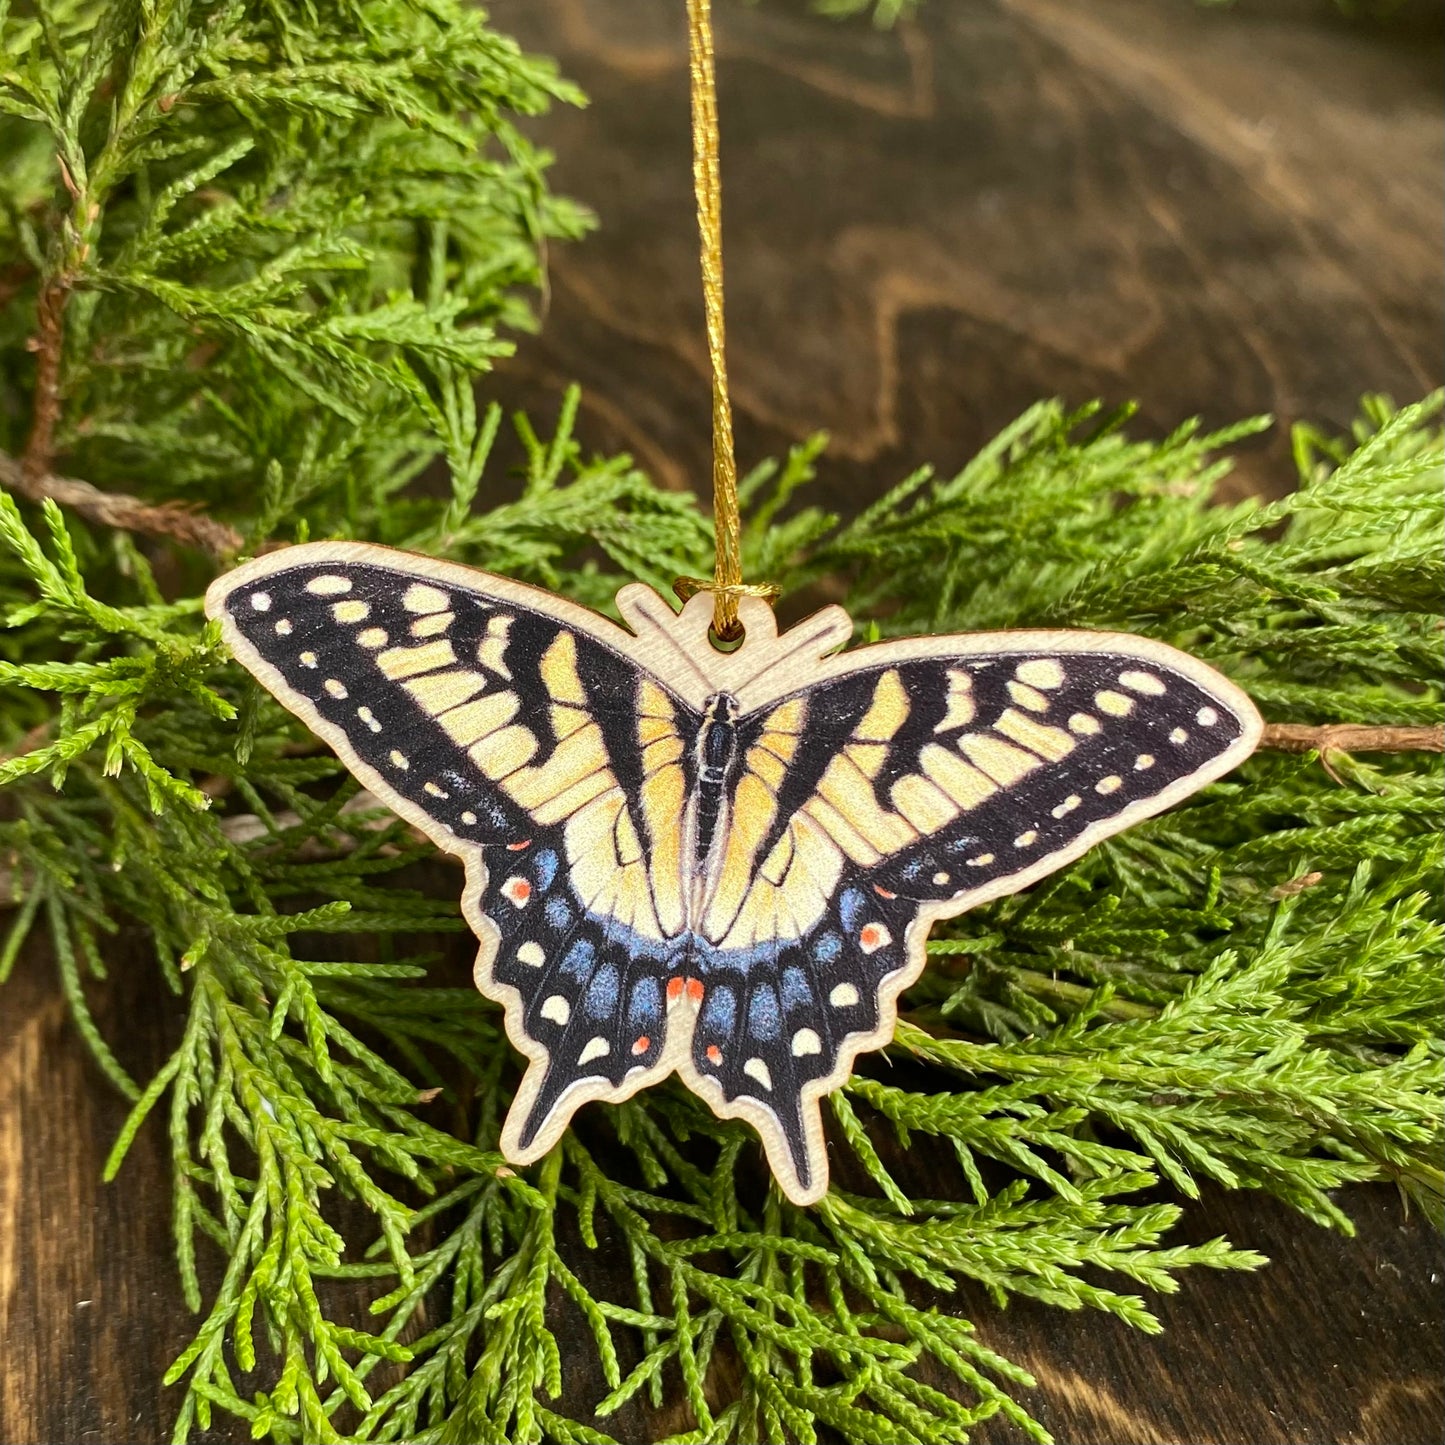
[486,840,684,1152]
[685,881,911,1196]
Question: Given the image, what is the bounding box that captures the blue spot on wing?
[628,975,663,1031]
[747,985,781,1042]
[780,965,812,1011]
[534,849,559,889]
[583,962,621,1018]
[838,888,868,932]
[560,938,595,982]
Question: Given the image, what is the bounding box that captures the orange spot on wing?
[632,1035,651,1055]
[666,977,685,1002]
[860,924,883,949]
[686,978,705,1004]
[705,1044,722,1065]
[507,839,532,851]
[873,885,896,899]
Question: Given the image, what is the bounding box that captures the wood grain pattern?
[485,0,1442,507]
[3,1,1442,1441]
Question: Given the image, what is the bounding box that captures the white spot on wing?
[540,995,570,1026]
[1051,794,1081,819]
[1197,706,1218,726]
[517,941,545,968]
[743,1057,773,1090]
[1120,670,1166,696]
[332,600,369,624]
[1016,659,1064,689]
[1014,829,1038,847]
[829,983,859,1007]
[967,852,995,866]
[249,592,271,611]
[403,583,450,614]
[477,614,514,678]
[1095,775,1122,795]
[306,576,352,596]
[1068,713,1100,736]
[299,651,318,668]
[578,1036,610,1066]
[1135,754,1155,770]
[424,781,448,798]
[791,1028,822,1058]
[461,810,477,825]
[1095,690,1134,717]
[1007,681,1050,712]
[324,678,348,699]
[410,612,453,638]
[357,627,388,649]
[274,619,292,635]
[389,749,409,770]
[357,706,382,732]
[1170,727,1189,744]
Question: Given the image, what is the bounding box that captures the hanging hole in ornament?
[709,620,745,652]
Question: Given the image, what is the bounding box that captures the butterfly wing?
[683,638,1261,1201]
[206,543,699,1160]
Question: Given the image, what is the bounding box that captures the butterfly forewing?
[757,647,1252,906]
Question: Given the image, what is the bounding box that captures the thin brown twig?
[0,451,243,556]
[22,275,69,478]
[1260,722,1445,755]
[9,161,242,557]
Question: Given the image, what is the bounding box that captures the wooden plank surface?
[2,1,1442,1441]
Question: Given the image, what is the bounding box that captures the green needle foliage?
[2,4,1441,1444]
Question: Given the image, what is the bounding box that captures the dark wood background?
[2,1,1442,1442]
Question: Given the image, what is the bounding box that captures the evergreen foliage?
[1,3,1441,1444]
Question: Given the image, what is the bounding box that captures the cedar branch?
[22,274,69,478]
[1260,722,1444,754]
[0,452,242,557]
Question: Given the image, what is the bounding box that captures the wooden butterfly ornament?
[206,543,1261,1205]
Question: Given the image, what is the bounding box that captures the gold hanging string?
[673,0,779,641]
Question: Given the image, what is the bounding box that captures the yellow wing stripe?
[506,726,613,811]
[565,789,663,941]
[377,638,458,680]
[403,668,487,716]
[992,708,1076,763]
[890,771,961,830]
[636,682,687,938]
[919,742,999,809]
[470,724,539,780]
[702,770,779,939]
[956,732,1041,786]
[476,614,514,677]
[538,632,587,704]
[934,669,976,731]
[440,691,519,748]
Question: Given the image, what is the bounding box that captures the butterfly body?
[208,543,1261,1202]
